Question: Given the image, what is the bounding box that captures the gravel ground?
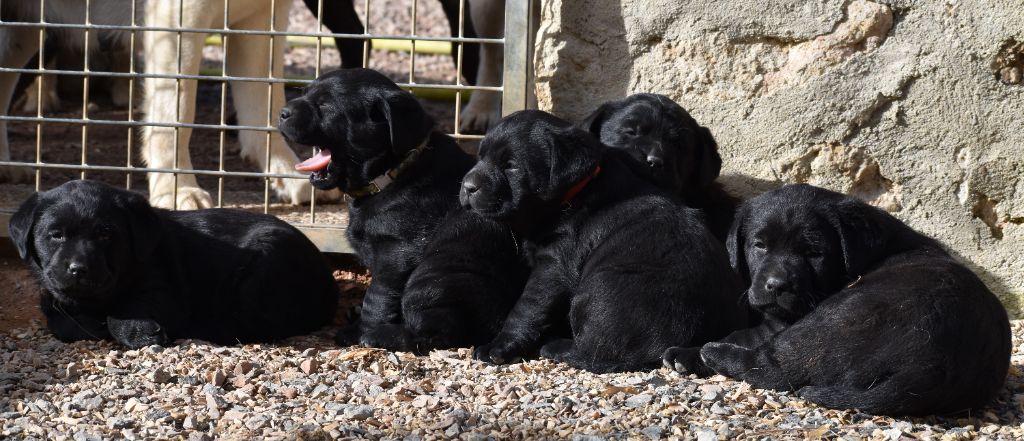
[0,315,1022,440]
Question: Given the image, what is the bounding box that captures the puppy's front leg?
[475,260,568,364]
[342,253,410,348]
[39,292,110,342]
[664,318,789,375]
[106,295,171,349]
[107,317,169,349]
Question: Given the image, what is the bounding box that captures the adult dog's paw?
[108,318,169,349]
[662,346,709,375]
[271,173,342,205]
[150,186,214,210]
[699,342,749,378]
[459,92,502,134]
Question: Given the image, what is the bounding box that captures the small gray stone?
[882,429,904,441]
[641,425,663,440]
[344,405,374,420]
[108,417,135,429]
[146,409,171,422]
[699,384,723,402]
[444,423,461,437]
[625,394,653,408]
[696,429,717,441]
[73,431,102,441]
[710,402,732,416]
[148,368,173,384]
[310,384,331,398]
[187,433,212,441]
[571,435,606,441]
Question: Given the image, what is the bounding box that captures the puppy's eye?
[504,160,517,171]
[621,127,638,137]
[48,231,65,241]
[752,240,767,251]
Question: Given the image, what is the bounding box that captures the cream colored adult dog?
[0,0,329,208]
[459,0,539,134]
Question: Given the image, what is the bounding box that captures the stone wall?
[534,0,1024,314]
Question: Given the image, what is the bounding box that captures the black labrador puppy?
[461,110,746,373]
[8,180,338,348]
[580,93,738,240]
[666,184,1011,415]
[279,68,526,352]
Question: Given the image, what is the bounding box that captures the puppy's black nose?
[68,261,89,278]
[279,107,293,120]
[646,155,664,168]
[462,173,482,195]
[764,277,789,294]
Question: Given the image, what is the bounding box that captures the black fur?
[580,93,738,240]
[278,68,525,352]
[8,180,338,348]
[669,184,1011,415]
[461,110,746,373]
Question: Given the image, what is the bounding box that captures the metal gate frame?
[0,0,535,254]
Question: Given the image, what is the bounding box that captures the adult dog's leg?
[228,2,336,205]
[142,0,213,209]
[459,0,504,134]
[439,0,479,84]
[0,26,39,183]
[302,0,366,69]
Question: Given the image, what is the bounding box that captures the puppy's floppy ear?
[113,190,162,259]
[691,125,722,189]
[544,126,603,200]
[379,89,435,154]
[579,101,616,136]
[823,198,895,278]
[726,201,750,284]
[9,193,41,261]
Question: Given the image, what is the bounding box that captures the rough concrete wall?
[535,0,1024,314]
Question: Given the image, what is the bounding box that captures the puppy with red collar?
[461,110,747,373]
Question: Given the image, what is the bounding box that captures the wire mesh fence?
[0,0,533,252]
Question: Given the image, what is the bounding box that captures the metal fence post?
[502,0,531,116]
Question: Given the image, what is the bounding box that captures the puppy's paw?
[107,318,169,349]
[358,324,412,351]
[699,342,750,378]
[459,92,502,134]
[473,337,525,365]
[335,324,361,347]
[150,186,214,210]
[539,338,575,362]
[662,346,710,376]
[0,164,32,184]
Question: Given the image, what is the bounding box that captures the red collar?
[561,166,601,205]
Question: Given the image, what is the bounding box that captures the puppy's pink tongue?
[295,149,331,172]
